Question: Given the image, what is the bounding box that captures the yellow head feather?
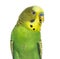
[25,6,44,32]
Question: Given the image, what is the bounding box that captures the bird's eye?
[32,11,35,14]
[30,19,35,23]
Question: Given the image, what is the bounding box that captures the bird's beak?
[41,16,44,22]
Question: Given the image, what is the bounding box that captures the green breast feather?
[11,25,41,59]
[11,25,40,49]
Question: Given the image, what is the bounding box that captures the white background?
[0,0,60,59]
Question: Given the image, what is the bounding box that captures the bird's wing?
[37,39,42,59]
[10,40,13,56]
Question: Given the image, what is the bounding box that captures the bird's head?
[17,6,44,32]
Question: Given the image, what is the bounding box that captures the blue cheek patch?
[40,13,44,16]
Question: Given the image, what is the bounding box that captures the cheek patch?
[39,19,41,22]
[39,19,42,23]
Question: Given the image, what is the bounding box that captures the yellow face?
[25,6,44,32]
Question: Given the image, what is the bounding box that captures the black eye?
[30,19,35,23]
[32,11,35,14]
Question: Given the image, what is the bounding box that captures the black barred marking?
[30,19,35,23]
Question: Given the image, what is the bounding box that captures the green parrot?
[10,6,44,59]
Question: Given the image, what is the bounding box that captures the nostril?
[40,13,44,16]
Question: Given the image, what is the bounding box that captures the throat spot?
[33,28,35,30]
[30,24,35,31]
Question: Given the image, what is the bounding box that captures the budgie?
[10,6,44,59]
